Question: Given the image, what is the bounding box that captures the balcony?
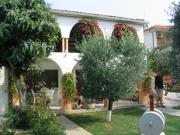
[55,38,79,53]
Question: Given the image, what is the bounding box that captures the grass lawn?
[173,106,180,110]
[66,108,180,135]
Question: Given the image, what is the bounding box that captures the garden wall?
[0,67,8,116]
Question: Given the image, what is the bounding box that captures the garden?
[66,108,180,135]
[1,0,180,135]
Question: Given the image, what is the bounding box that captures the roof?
[51,9,147,25]
[144,25,172,32]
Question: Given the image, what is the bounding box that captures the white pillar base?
[107,110,112,122]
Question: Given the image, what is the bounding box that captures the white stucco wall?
[48,52,80,74]
[0,67,8,116]
[56,16,79,38]
[56,16,145,43]
[144,32,153,49]
[144,31,157,49]
[98,20,115,38]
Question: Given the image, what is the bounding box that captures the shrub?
[0,128,15,135]
[6,94,64,135]
[61,73,76,102]
[28,106,64,135]
[6,107,30,129]
[112,23,137,40]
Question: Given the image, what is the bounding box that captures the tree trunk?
[15,79,26,110]
[107,99,113,122]
[7,61,26,110]
[104,98,109,109]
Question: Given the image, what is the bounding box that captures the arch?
[39,58,63,106]
[40,58,62,72]
[69,19,104,52]
[72,62,81,74]
[112,23,138,40]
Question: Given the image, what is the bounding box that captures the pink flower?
[79,20,88,24]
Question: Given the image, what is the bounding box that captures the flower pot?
[61,88,72,111]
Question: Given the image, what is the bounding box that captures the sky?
[45,0,175,26]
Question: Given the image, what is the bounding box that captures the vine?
[61,73,76,102]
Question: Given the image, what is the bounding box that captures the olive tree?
[147,47,171,75]
[78,36,146,121]
[0,0,60,109]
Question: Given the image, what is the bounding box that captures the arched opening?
[26,58,63,107]
[69,20,103,52]
[112,23,138,40]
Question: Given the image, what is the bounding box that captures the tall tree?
[170,2,180,83]
[0,0,60,109]
[78,36,146,121]
[147,48,171,75]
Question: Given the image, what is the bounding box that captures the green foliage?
[6,107,30,129]
[170,2,180,82]
[0,0,60,109]
[61,73,76,101]
[6,94,64,135]
[142,75,152,93]
[77,36,146,101]
[0,0,60,77]
[28,107,64,135]
[147,48,171,75]
[27,94,65,135]
[0,128,15,135]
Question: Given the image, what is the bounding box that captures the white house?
[0,9,147,115]
[144,25,172,49]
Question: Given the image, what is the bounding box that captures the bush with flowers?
[70,19,103,43]
[112,23,137,40]
[89,20,103,37]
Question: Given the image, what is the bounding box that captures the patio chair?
[45,89,55,106]
[31,89,41,105]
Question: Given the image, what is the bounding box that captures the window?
[27,70,58,90]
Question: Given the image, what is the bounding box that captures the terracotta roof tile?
[145,25,173,32]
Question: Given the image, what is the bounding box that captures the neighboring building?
[144,25,172,49]
[0,9,147,114]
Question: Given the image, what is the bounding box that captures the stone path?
[157,107,180,117]
[58,115,92,135]
[140,97,180,117]
[154,97,180,117]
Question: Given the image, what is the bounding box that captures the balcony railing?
[55,38,79,53]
